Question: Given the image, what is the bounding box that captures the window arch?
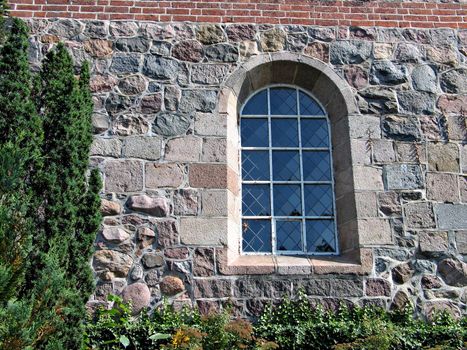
[240,86,338,255]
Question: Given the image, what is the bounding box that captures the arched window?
[240,86,338,255]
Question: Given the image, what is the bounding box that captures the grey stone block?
[384,164,424,190]
[434,204,467,230]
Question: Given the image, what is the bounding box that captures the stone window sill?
[218,249,373,276]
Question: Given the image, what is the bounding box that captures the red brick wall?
[7,0,467,29]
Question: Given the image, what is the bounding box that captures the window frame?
[239,84,339,256]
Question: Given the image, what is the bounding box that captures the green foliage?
[84,293,466,350]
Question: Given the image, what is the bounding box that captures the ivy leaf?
[119,335,130,348]
[149,333,171,341]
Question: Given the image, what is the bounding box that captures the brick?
[426,172,459,203]
[180,217,227,245]
[165,135,202,162]
[145,163,184,188]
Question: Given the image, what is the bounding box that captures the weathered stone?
[102,227,130,243]
[109,21,138,37]
[48,19,82,38]
[142,252,164,268]
[455,231,467,254]
[437,259,467,287]
[90,138,122,157]
[286,32,308,52]
[349,26,376,40]
[109,54,140,74]
[434,204,467,230]
[201,190,227,216]
[370,60,407,85]
[145,163,184,188]
[391,290,410,310]
[140,94,162,114]
[330,279,364,297]
[123,136,162,160]
[384,164,423,190]
[143,56,184,80]
[226,24,256,42]
[205,44,239,62]
[394,142,424,164]
[404,202,436,229]
[93,250,133,279]
[194,113,226,136]
[330,41,372,64]
[165,136,202,162]
[440,68,467,94]
[137,227,155,249]
[197,24,225,44]
[189,163,229,189]
[308,27,335,42]
[426,173,459,202]
[372,139,395,163]
[163,85,180,111]
[446,115,467,141]
[114,115,149,136]
[421,275,442,289]
[122,283,151,314]
[101,199,122,216]
[424,301,461,320]
[165,247,189,260]
[191,64,229,85]
[130,264,144,280]
[153,112,191,137]
[179,90,217,113]
[104,160,143,192]
[118,75,146,95]
[155,220,178,248]
[141,23,175,40]
[303,42,329,62]
[173,189,198,216]
[358,218,392,244]
[394,43,424,63]
[92,113,109,134]
[172,40,204,62]
[180,217,227,245]
[150,41,171,56]
[105,93,133,115]
[378,192,400,216]
[365,278,391,296]
[373,43,393,59]
[193,248,215,276]
[343,65,368,89]
[194,279,231,298]
[127,195,170,217]
[239,40,259,58]
[84,20,108,38]
[90,75,118,93]
[437,95,467,115]
[260,28,286,52]
[426,45,458,66]
[202,138,227,163]
[358,87,398,115]
[397,91,435,115]
[428,143,459,172]
[160,276,185,296]
[144,269,161,287]
[115,37,150,53]
[411,65,437,93]
[419,231,449,254]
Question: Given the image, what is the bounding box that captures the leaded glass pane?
[301,119,329,147]
[271,118,299,147]
[242,90,268,115]
[242,150,269,181]
[276,220,302,251]
[306,220,336,253]
[302,151,332,181]
[242,184,270,216]
[241,118,269,147]
[274,185,302,216]
[304,185,333,216]
[299,91,325,115]
[242,219,272,253]
[272,151,300,181]
[270,87,297,115]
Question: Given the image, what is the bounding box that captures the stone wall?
[25,18,467,318]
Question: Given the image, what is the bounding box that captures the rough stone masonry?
[17,8,467,318]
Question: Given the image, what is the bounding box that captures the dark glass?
[242,150,270,181]
[270,87,297,115]
[242,89,268,115]
[273,184,302,216]
[271,118,299,147]
[242,184,270,216]
[276,220,302,251]
[301,119,329,148]
[242,219,272,253]
[306,220,336,253]
[241,118,268,147]
[272,150,300,181]
[302,151,332,181]
[299,91,325,115]
[304,184,333,216]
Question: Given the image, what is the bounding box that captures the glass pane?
[273,184,302,216]
[306,219,336,253]
[242,150,269,181]
[241,118,268,147]
[299,91,325,115]
[242,90,268,115]
[276,220,302,251]
[271,118,299,147]
[242,184,270,216]
[304,185,333,216]
[270,87,297,115]
[272,151,300,181]
[302,151,332,181]
[242,219,272,253]
[301,119,329,148]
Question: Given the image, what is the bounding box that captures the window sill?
[217,248,372,276]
